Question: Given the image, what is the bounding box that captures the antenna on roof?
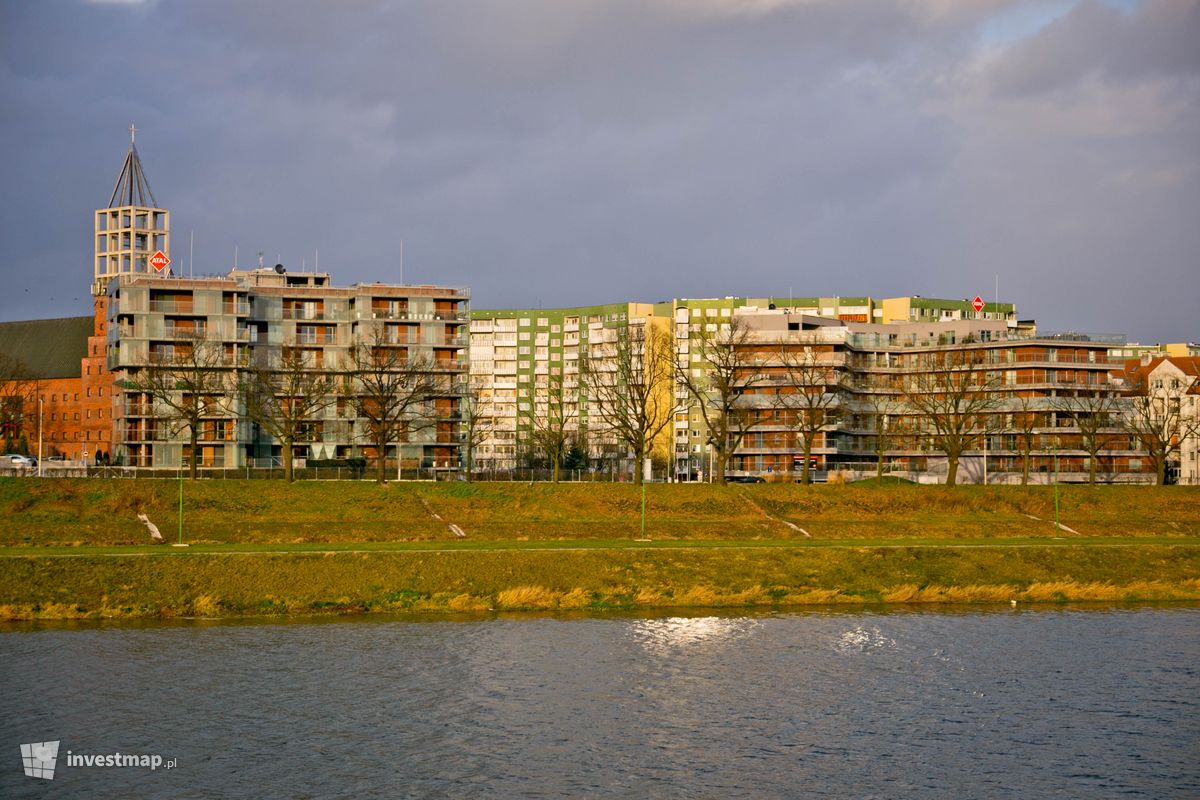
[258,252,264,269]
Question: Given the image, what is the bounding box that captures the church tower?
[93,126,170,297]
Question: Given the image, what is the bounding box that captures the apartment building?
[0,309,111,461]
[107,269,469,470]
[468,302,672,473]
[469,294,1033,481]
[878,296,1017,326]
[724,310,1147,483]
[1115,356,1200,485]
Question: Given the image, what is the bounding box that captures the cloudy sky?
[1,0,1196,341]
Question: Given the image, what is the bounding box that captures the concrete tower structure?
[93,125,169,298]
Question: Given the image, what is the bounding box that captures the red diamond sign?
[149,250,171,274]
[972,295,985,313]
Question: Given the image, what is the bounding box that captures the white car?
[4,455,37,468]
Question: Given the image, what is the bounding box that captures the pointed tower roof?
[107,124,159,208]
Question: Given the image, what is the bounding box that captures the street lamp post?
[37,397,43,478]
[1053,445,1062,539]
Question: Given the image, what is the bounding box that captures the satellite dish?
[274,263,286,274]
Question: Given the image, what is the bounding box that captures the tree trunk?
[1021,448,1030,486]
[1088,453,1096,486]
[375,437,387,484]
[552,456,560,483]
[1156,455,1166,486]
[801,437,813,485]
[188,429,198,481]
[465,444,473,482]
[714,450,728,485]
[283,439,294,483]
[945,452,959,487]
[634,443,645,486]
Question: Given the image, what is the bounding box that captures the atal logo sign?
[149,250,171,273]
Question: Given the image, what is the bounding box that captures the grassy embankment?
[1,478,1198,619]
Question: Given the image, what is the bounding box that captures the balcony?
[281,308,326,321]
[118,425,160,442]
[149,300,199,314]
[163,324,207,339]
[296,331,337,345]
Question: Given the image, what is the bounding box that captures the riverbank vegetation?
[2,544,1198,620]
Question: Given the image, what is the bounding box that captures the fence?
[1,464,651,482]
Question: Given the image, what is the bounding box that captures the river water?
[1,606,1197,799]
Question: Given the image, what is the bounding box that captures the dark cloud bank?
[0,0,1196,341]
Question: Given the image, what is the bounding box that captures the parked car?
[4,455,37,469]
[727,475,765,483]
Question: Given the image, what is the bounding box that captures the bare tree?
[241,341,336,482]
[903,350,1002,487]
[459,378,494,481]
[344,330,437,484]
[772,342,844,484]
[120,333,235,480]
[861,379,906,481]
[1010,393,1042,486]
[588,323,675,485]
[1121,374,1198,486]
[520,369,574,482]
[676,316,764,484]
[1052,388,1126,485]
[0,352,34,447]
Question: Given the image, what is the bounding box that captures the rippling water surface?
[1,606,1197,798]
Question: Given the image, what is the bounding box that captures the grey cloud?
[987,0,1200,97]
[0,0,1195,342]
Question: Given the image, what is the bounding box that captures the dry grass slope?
[2,479,1197,547]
